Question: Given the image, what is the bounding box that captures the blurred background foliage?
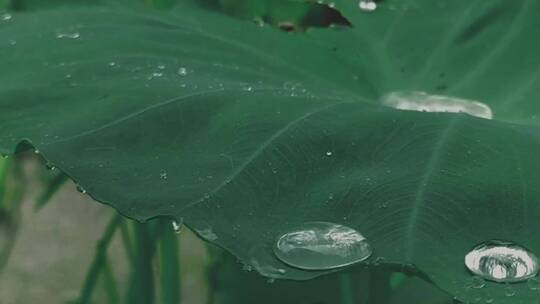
[0,0,455,303]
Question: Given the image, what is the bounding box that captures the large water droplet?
[381,91,493,119]
[359,0,377,12]
[465,240,538,283]
[274,222,372,270]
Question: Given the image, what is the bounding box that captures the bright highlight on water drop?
[381,91,493,119]
[274,222,372,270]
[465,240,539,283]
[359,0,377,12]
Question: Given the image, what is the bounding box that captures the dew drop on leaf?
[359,0,377,12]
[172,218,183,234]
[177,67,187,76]
[76,184,87,194]
[381,91,493,119]
[1,12,12,21]
[464,240,538,283]
[159,169,168,180]
[326,151,333,157]
[55,31,80,39]
[273,222,372,270]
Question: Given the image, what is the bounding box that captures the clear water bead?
[177,67,187,76]
[359,0,377,12]
[56,32,80,39]
[465,240,539,283]
[381,91,493,119]
[274,222,372,270]
[172,219,183,234]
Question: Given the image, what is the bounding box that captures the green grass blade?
[159,221,180,304]
[34,173,68,211]
[77,214,121,304]
[102,258,120,304]
[125,222,156,304]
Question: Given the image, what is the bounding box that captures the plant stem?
[340,273,355,304]
[78,214,121,304]
[125,222,157,304]
[366,267,393,304]
[102,258,119,304]
[159,221,180,304]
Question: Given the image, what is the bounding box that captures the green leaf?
[1,1,540,303]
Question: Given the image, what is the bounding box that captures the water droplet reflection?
[359,0,377,12]
[381,91,493,119]
[465,240,538,283]
[274,222,372,270]
[172,219,183,234]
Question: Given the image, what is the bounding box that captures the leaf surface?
[1,1,540,302]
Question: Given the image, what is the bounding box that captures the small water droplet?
[504,285,516,297]
[328,193,334,200]
[76,185,87,194]
[159,170,168,180]
[148,72,163,79]
[528,277,540,290]
[108,62,117,67]
[34,149,40,154]
[177,67,187,76]
[484,297,494,304]
[359,0,377,12]
[325,151,333,157]
[1,13,12,21]
[274,222,372,270]
[204,193,210,199]
[172,219,183,234]
[465,240,538,283]
[157,64,166,70]
[45,163,56,171]
[197,227,218,241]
[56,31,80,39]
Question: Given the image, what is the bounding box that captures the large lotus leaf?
[2,1,540,303]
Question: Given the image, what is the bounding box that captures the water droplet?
[504,285,516,297]
[484,297,494,304]
[172,219,183,234]
[359,0,377,12]
[528,277,540,290]
[326,151,333,157]
[204,193,210,199]
[466,276,486,289]
[274,222,372,270]
[56,31,80,39]
[76,185,87,194]
[148,72,163,79]
[108,62,117,67]
[197,227,218,241]
[34,149,40,154]
[1,13,12,21]
[159,170,168,180]
[45,163,56,171]
[157,64,166,70]
[177,67,187,76]
[381,91,493,119]
[465,240,538,283]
